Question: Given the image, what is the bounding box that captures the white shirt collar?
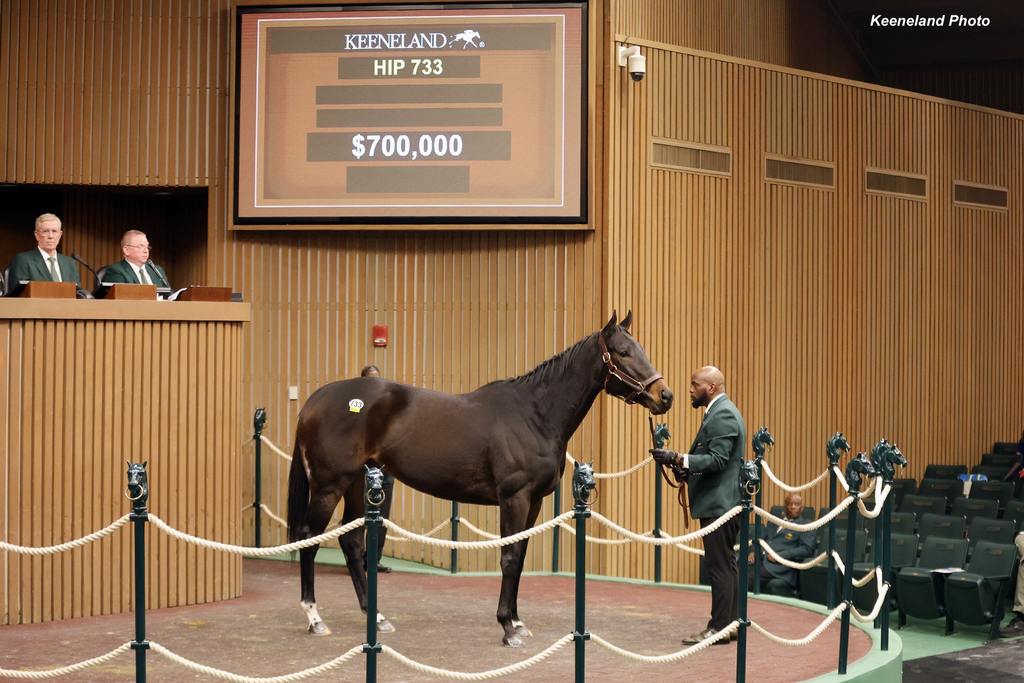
[705,392,726,415]
[38,247,60,281]
[38,246,57,260]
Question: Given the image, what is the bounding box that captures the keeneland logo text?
[343,28,485,50]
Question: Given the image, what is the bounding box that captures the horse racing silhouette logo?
[450,29,483,48]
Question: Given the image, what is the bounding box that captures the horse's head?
[572,461,596,505]
[844,453,876,492]
[739,460,761,497]
[751,426,775,459]
[826,432,851,465]
[599,310,673,414]
[869,439,907,481]
[125,461,149,503]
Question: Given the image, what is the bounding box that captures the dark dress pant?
[701,515,740,630]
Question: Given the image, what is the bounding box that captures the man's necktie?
[139,266,151,285]
[48,256,60,281]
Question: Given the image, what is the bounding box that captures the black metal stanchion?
[649,420,670,583]
[552,483,561,573]
[450,501,459,574]
[252,407,266,548]
[750,428,774,596]
[737,462,760,683]
[870,440,906,651]
[572,462,595,683]
[364,467,385,683]
[825,433,849,609]
[838,454,875,675]
[126,463,150,683]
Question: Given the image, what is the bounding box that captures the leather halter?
[598,334,662,404]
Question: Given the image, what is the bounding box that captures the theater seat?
[944,540,1018,640]
[896,536,969,630]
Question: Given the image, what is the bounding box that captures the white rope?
[589,621,739,663]
[750,603,847,646]
[753,495,855,532]
[856,480,891,518]
[0,643,132,679]
[386,518,452,543]
[382,512,575,550]
[830,553,879,588]
[456,518,500,540]
[564,452,651,480]
[760,461,830,493]
[589,506,743,546]
[0,515,131,555]
[258,504,289,529]
[832,466,849,492]
[150,642,363,682]
[148,515,365,556]
[259,435,293,462]
[381,634,573,680]
[851,582,891,622]
[757,539,828,570]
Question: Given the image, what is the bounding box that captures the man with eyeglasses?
[6,213,85,296]
[101,230,171,290]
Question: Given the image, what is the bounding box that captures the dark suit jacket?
[687,394,747,519]
[8,250,82,288]
[762,523,817,587]
[102,259,170,289]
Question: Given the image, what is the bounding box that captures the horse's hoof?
[307,621,331,636]
[512,620,532,638]
[502,634,524,648]
[377,618,395,633]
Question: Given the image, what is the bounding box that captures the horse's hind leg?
[299,490,341,636]
[338,482,395,633]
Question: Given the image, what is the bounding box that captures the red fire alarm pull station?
[372,324,388,347]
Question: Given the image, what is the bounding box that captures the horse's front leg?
[496,493,535,647]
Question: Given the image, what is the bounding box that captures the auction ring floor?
[0,558,885,682]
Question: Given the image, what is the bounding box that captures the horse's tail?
[286,434,309,543]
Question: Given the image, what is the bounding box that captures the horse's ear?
[621,310,633,331]
[602,311,617,335]
[142,461,148,469]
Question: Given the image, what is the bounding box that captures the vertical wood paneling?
[605,37,1023,584]
[0,312,244,624]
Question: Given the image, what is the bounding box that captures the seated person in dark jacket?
[101,230,170,290]
[7,213,87,296]
[749,492,816,594]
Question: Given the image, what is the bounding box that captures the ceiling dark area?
[828,0,1024,71]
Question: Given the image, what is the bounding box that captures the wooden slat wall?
[611,0,866,80]
[879,63,1024,116]
[0,314,244,625]
[604,38,1024,583]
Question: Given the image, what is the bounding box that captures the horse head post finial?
[572,461,596,508]
[826,432,850,467]
[752,427,775,462]
[844,453,876,494]
[253,407,267,439]
[870,439,907,483]
[125,461,149,512]
[739,461,761,501]
[649,420,671,449]
[364,465,386,517]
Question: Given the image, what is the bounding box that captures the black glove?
[649,448,679,467]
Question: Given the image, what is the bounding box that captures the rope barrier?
[257,504,289,530]
[147,515,365,556]
[857,480,891,518]
[386,518,453,543]
[588,621,739,663]
[0,515,131,555]
[759,461,830,493]
[757,539,828,570]
[259,435,293,462]
[588,506,743,545]
[382,512,575,550]
[753,495,855,532]
[149,642,363,682]
[750,603,847,646]
[564,452,651,479]
[0,643,132,679]
[851,583,892,623]
[830,553,879,588]
[381,634,573,680]
[832,466,849,492]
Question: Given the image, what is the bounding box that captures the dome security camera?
[627,52,646,82]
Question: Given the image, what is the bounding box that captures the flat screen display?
[234,3,587,227]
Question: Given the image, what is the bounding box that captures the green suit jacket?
[7,250,82,288]
[101,259,170,289]
[687,394,747,519]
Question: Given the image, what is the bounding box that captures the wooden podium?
[176,286,232,302]
[105,283,157,300]
[19,281,76,299]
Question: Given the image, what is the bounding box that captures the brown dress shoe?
[681,627,732,645]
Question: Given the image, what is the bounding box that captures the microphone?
[71,252,101,288]
[146,259,169,288]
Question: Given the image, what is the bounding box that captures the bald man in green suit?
[651,365,746,645]
[6,213,83,295]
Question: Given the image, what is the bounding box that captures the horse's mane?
[499,332,597,388]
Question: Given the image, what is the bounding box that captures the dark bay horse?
[286,311,673,646]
